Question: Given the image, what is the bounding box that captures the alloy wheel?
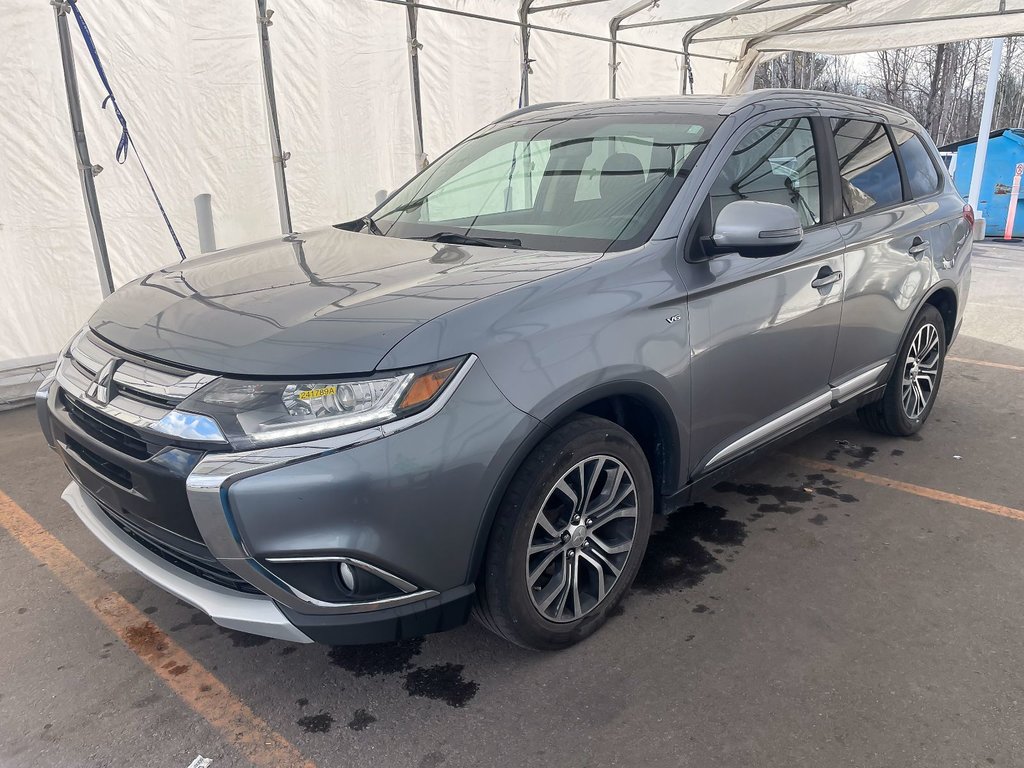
[902,322,941,420]
[526,455,638,623]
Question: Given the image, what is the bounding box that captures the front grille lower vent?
[65,436,133,489]
[62,391,152,460]
[100,503,261,595]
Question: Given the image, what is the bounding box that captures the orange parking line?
[947,356,1024,373]
[798,458,1024,523]
[0,490,315,768]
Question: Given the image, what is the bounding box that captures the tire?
[858,304,946,437]
[473,415,654,650]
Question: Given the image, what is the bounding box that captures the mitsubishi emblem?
[86,359,120,405]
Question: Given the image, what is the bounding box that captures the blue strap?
[67,0,188,262]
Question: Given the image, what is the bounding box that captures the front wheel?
[858,303,946,436]
[473,415,654,650]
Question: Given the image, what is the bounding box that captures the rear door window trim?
[890,125,948,202]
[825,115,914,223]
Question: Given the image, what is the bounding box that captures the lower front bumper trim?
[62,481,313,644]
[281,584,476,646]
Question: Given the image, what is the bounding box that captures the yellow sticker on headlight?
[297,385,337,401]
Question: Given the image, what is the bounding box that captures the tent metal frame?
[51,0,114,297]
[702,7,1024,43]
[256,0,294,234]
[50,0,1020,297]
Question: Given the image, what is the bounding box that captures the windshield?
[373,113,721,253]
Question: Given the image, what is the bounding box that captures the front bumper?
[41,341,538,644]
[63,480,478,644]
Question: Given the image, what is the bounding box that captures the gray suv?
[37,90,972,650]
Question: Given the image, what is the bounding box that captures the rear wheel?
[858,304,946,436]
[473,415,653,650]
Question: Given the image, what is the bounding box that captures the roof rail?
[491,101,576,124]
[720,88,915,121]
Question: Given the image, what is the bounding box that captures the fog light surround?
[263,555,422,604]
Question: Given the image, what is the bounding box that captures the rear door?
[681,112,846,476]
[891,124,971,278]
[824,116,935,387]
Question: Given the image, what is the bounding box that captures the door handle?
[908,238,930,258]
[811,270,842,289]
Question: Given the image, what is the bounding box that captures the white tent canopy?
[2,0,1024,382]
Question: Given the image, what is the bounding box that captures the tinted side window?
[710,117,821,228]
[832,119,903,215]
[892,127,941,198]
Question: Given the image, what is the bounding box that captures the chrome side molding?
[704,392,833,471]
[703,360,890,471]
[830,362,888,404]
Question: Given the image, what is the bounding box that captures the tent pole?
[530,0,612,11]
[622,0,851,29]
[608,0,660,99]
[968,37,1004,222]
[255,0,293,234]
[375,1,733,62]
[405,0,428,170]
[722,0,854,93]
[519,0,534,106]
[52,0,114,297]
[609,36,618,98]
[679,38,687,94]
[682,0,770,94]
[706,8,1024,43]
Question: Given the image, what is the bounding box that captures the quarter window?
[892,127,941,198]
[832,119,903,215]
[710,118,821,229]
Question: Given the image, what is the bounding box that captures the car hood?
[89,226,599,377]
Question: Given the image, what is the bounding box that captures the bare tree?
[754,37,1024,144]
[923,44,947,138]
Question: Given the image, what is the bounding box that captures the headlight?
[174,357,468,449]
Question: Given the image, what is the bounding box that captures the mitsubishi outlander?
[38,91,972,650]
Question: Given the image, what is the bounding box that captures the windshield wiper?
[361,215,384,236]
[413,232,522,248]
[332,215,385,234]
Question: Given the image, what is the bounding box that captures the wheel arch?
[890,281,959,371]
[465,378,684,584]
[543,381,683,498]
[923,283,958,344]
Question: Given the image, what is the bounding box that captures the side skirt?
[661,384,885,511]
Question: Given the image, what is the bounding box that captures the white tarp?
[3,0,1024,368]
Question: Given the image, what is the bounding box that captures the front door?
[681,114,845,476]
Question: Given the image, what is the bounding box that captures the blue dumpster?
[941,129,1024,238]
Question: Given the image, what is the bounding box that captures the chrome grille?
[61,390,151,460]
[54,331,217,438]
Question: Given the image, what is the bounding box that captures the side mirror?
[707,200,803,258]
